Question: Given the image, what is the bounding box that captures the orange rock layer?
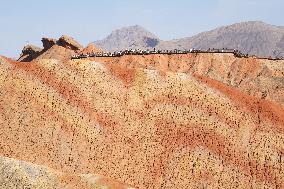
[0,54,283,188]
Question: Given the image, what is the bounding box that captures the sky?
[0,0,284,58]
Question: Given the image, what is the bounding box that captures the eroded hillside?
[0,54,283,188]
[92,53,284,106]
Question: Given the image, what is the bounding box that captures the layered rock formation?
[18,35,86,62]
[0,53,283,188]
[18,45,43,62]
[57,35,83,51]
[91,53,284,106]
[41,37,57,49]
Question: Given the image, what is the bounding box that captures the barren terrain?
[0,53,283,188]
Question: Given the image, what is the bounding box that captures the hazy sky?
[1,0,284,58]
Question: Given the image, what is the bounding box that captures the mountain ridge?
[94,21,284,58]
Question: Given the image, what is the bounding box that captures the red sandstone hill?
[91,53,284,106]
[0,53,283,188]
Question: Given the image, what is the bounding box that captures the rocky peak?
[57,35,83,51]
[18,45,43,62]
[94,25,160,51]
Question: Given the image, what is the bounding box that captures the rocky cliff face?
[41,37,57,50]
[0,54,283,188]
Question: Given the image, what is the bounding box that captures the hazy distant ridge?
[94,21,284,58]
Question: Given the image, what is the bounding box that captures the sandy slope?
[0,155,133,189]
[0,54,283,188]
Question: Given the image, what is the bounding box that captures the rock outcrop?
[18,45,43,62]
[57,35,83,51]
[41,37,57,50]
[0,54,283,188]
[18,35,84,62]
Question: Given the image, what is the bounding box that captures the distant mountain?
[94,25,160,51]
[94,21,284,58]
[158,21,284,58]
